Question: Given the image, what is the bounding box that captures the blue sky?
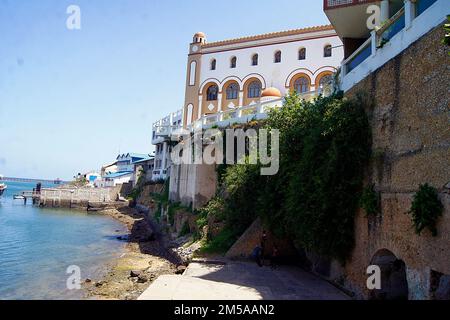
[0,0,329,180]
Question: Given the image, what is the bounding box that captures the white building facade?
[183,25,344,128]
[324,0,449,91]
[151,110,183,181]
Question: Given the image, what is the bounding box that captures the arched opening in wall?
[274,50,281,63]
[223,81,240,109]
[202,82,219,114]
[298,47,306,60]
[186,104,193,126]
[206,84,218,101]
[289,73,311,94]
[230,56,237,69]
[251,54,258,66]
[210,59,216,70]
[369,249,409,300]
[243,78,263,106]
[324,44,332,57]
[315,71,334,94]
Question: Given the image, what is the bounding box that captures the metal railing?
[324,0,378,10]
[189,90,322,131]
[343,37,372,74]
[376,6,405,43]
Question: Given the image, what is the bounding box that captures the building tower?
[182,32,206,127]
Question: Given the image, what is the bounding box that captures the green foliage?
[199,228,239,254]
[151,178,170,205]
[221,162,262,234]
[408,184,443,237]
[154,207,161,223]
[443,15,450,53]
[179,221,191,237]
[261,93,371,261]
[204,92,371,261]
[359,184,380,216]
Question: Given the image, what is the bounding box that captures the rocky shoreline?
[82,206,184,300]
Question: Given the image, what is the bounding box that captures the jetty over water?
[0,176,67,185]
[15,186,128,210]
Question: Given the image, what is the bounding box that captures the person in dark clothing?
[260,230,268,264]
[271,246,279,270]
[251,244,263,267]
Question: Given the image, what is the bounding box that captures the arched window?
[251,54,258,66]
[206,85,218,101]
[298,48,306,60]
[294,77,309,93]
[318,74,333,93]
[210,59,216,70]
[230,56,237,68]
[226,83,239,100]
[274,51,281,63]
[324,45,332,57]
[186,104,193,125]
[247,81,261,98]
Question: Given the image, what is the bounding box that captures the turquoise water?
[0,181,128,300]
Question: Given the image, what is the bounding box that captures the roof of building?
[133,157,154,165]
[116,153,151,160]
[203,24,335,48]
[103,171,133,179]
[194,32,206,38]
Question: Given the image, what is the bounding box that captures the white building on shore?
[99,153,152,187]
[181,25,343,129]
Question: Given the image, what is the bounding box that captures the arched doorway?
[369,249,409,300]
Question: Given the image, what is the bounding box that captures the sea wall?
[309,23,450,300]
[169,163,217,209]
[37,186,128,209]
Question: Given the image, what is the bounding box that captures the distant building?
[82,171,101,187]
[152,110,183,181]
[100,153,152,187]
[132,156,155,186]
[181,26,343,129]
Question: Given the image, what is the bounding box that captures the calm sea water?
[0,181,128,300]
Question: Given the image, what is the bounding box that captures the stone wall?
[331,23,450,299]
[169,163,217,209]
[226,218,298,261]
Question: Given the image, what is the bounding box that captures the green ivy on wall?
[198,92,372,260]
[408,183,443,237]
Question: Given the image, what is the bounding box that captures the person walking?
[251,244,263,267]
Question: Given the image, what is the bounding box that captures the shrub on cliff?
[259,92,371,261]
[198,93,371,260]
[408,183,443,237]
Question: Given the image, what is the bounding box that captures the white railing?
[324,0,378,10]
[340,0,444,91]
[152,109,183,140]
[342,37,372,75]
[189,89,323,131]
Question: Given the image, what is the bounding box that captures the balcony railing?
[377,6,405,43]
[324,0,378,10]
[340,0,443,90]
[343,37,372,74]
[188,89,326,131]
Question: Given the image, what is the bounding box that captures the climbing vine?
[408,183,443,237]
[199,92,372,260]
[360,184,381,216]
